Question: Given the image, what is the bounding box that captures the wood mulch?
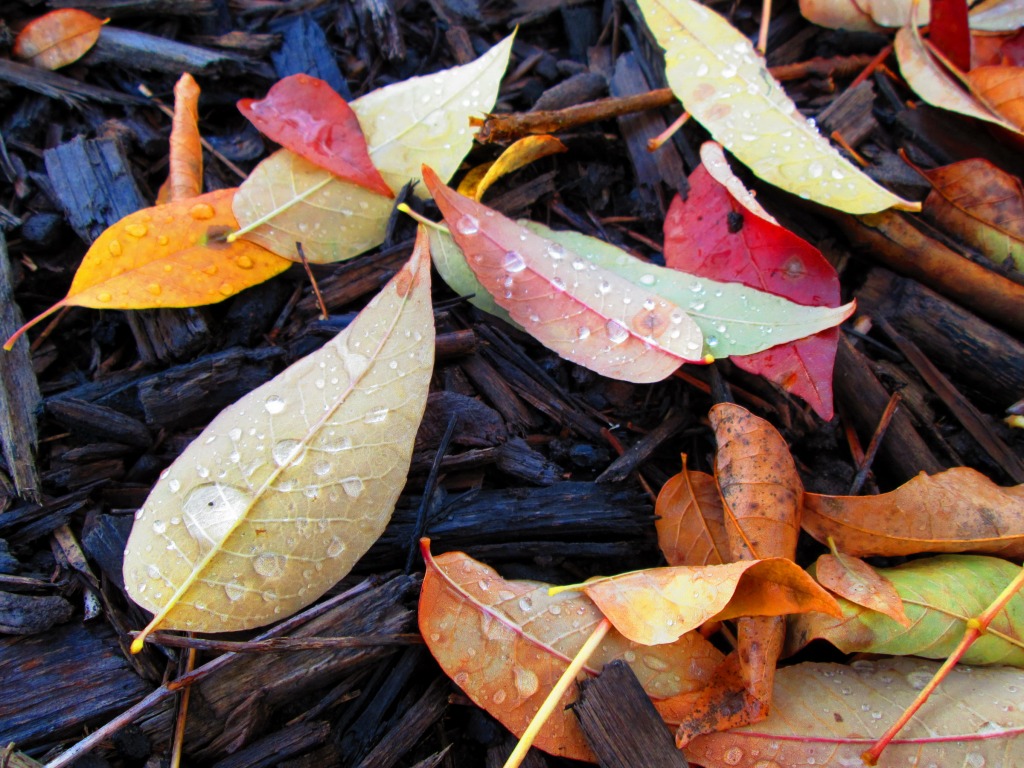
[1,1,1021,766]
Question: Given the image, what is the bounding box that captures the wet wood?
[52,0,217,16]
[269,15,351,99]
[0,58,145,106]
[352,677,450,768]
[90,26,262,76]
[597,410,687,483]
[208,721,331,768]
[576,660,689,768]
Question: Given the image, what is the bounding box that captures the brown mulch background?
[1,0,1022,766]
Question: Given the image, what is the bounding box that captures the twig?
[297,242,328,320]
[144,632,422,653]
[848,391,901,494]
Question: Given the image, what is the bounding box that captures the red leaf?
[238,74,394,199]
[930,0,971,74]
[664,162,841,419]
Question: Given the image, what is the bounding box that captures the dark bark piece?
[856,268,1024,409]
[532,72,608,112]
[834,334,945,483]
[878,320,1024,483]
[42,457,125,490]
[0,540,19,574]
[88,26,263,75]
[351,0,407,62]
[352,677,449,768]
[575,660,688,768]
[270,15,351,100]
[0,232,42,503]
[494,436,563,486]
[46,398,151,448]
[609,53,687,214]
[52,0,217,16]
[0,619,153,747]
[124,308,212,365]
[208,721,331,768]
[415,391,507,453]
[0,59,145,107]
[0,495,91,545]
[460,353,541,433]
[44,136,147,244]
[0,591,74,634]
[597,411,687,483]
[82,513,133,590]
[817,81,878,147]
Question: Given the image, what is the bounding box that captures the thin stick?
[848,392,901,494]
[646,111,690,152]
[502,617,612,768]
[169,647,196,768]
[296,243,328,320]
[757,0,772,54]
[862,564,1024,765]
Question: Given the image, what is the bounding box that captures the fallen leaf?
[664,147,844,419]
[789,555,1024,666]
[162,73,203,204]
[655,458,729,567]
[13,9,105,70]
[970,0,1024,32]
[802,467,1024,558]
[123,226,435,642]
[895,22,1024,135]
[565,557,840,646]
[636,0,917,213]
[3,189,291,350]
[418,541,724,761]
[456,135,567,201]
[711,403,803,562]
[423,164,706,382]
[238,74,393,198]
[919,157,1024,273]
[683,657,1024,767]
[814,552,912,627]
[232,32,514,263]
[930,0,972,72]
[967,64,1024,128]
[972,28,1024,67]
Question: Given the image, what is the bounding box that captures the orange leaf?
[3,189,291,350]
[711,403,803,562]
[162,73,203,204]
[802,467,1024,558]
[418,540,724,762]
[967,65,1024,129]
[569,558,841,645]
[655,456,729,567]
[13,9,105,70]
[456,135,567,201]
[815,552,912,627]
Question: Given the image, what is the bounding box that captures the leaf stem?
[502,617,612,768]
[226,175,334,243]
[396,203,447,233]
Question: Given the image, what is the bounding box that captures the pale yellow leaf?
[232,33,514,263]
[123,226,435,641]
[636,0,918,214]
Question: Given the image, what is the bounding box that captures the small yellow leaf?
[123,226,435,644]
[456,135,567,201]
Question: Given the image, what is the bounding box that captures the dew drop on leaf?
[252,552,285,578]
[605,319,629,344]
[340,477,365,498]
[455,214,479,235]
[502,251,526,273]
[182,484,252,549]
[272,439,303,467]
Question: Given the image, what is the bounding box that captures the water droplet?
[643,655,670,672]
[326,537,346,558]
[689,280,703,292]
[503,251,526,273]
[551,276,565,291]
[721,65,737,77]
[548,604,562,616]
[707,335,719,347]
[97,292,112,303]
[571,258,586,271]
[341,477,364,498]
[262,590,277,602]
[454,671,469,686]
[219,282,233,296]
[364,407,389,424]
[313,460,331,476]
[182,483,252,549]
[125,223,148,238]
[577,326,591,341]
[152,519,167,534]
[264,395,285,414]
[455,214,479,235]
[253,552,285,578]
[623,650,637,662]
[515,666,540,698]
[808,161,824,178]
[272,439,303,466]
[492,689,506,704]
[228,428,242,441]
[224,581,245,601]
[146,563,161,580]
[546,243,565,260]
[157,235,169,246]
[518,596,533,612]
[597,279,611,294]
[723,747,744,765]
[168,478,181,493]
[189,202,215,220]
[639,273,655,285]
[237,255,254,269]
[605,319,629,344]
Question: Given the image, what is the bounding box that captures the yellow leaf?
[123,226,435,645]
[3,189,290,350]
[636,0,919,214]
[456,135,567,201]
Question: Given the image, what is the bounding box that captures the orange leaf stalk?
[502,617,612,768]
[862,563,1024,764]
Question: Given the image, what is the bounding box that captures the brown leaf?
[418,542,724,762]
[802,467,1024,558]
[815,552,912,627]
[572,558,841,645]
[655,456,729,567]
[12,9,105,70]
[711,403,803,562]
[968,64,1024,129]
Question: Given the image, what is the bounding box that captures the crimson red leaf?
[664,159,842,419]
[238,74,394,199]
[931,0,972,73]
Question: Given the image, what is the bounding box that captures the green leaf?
[788,555,1024,666]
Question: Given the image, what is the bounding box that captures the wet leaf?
[814,552,912,627]
[456,135,567,201]
[123,227,434,642]
[801,467,1024,559]
[238,74,393,198]
[636,0,917,213]
[967,64,1024,129]
[930,0,972,72]
[971,0,1024,32]
[655,458,729,567]
[789,555,1024,666]
[418,541,724,761]
[665,146,844,419]
[160,73,203,204]
[683,657,1024,767]
[566,557,840,646]
[919,157,1024,272]
[13,9,105,70]
[232,33,514,263]
[712,403,803,562]
[3,189,291,350]
[895,22,1024,135]
[799,0,1023,32]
